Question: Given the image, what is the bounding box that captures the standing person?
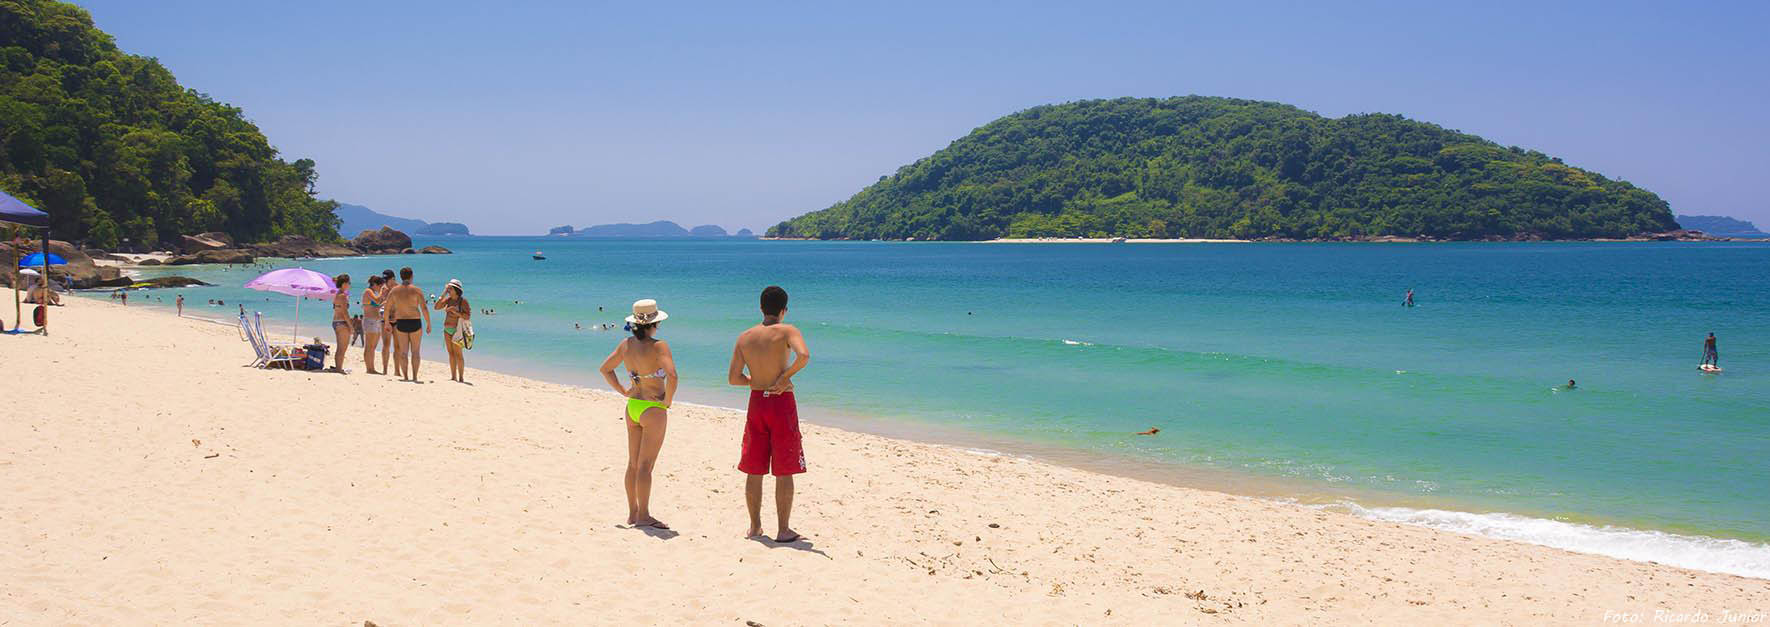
[386,267,431,382]
[120,290,127,306]
[361,275,385,374]
[1703,332,1719,367]
[598,299,678,529]
[176,294,184,317]
[329,274,353,372]
[379,269,399,377]
[1403,288,1414,307]
[726,286,811,543]
[434,279,472,383]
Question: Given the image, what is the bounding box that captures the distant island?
[1675,215,1766,238]
[336,203,472,237]
[769,97,1680,241]
[558,221,756,239]
[415,222,470,236]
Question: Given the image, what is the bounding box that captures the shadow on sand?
[748,535,830,559]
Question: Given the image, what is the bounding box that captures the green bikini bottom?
[626,398,668,424]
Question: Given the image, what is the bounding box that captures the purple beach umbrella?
[244,267,337,343]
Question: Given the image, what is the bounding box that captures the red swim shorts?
[739,391,805,476]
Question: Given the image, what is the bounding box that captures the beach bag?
[453,319,475,350]
[33,305,46,327]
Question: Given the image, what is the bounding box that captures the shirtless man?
[727,285,811,543]
[385,267,431,382]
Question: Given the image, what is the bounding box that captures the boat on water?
[532,251,546,260]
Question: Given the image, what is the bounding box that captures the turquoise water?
[114,239,1770,576]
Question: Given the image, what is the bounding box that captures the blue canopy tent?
[2,190,52,335]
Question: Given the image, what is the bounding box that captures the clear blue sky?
[76,0,1770,235]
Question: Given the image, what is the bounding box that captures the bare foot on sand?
[744,526,765,539]
[635,517,669,530]
[773,529,802,543]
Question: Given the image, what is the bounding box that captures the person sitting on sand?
[329,274,352,373]
[434,279,471,383]
[727,286,811,543]
[386,267,431,382]
[598,299,678,530]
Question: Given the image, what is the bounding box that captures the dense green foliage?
[0,0,339,249]
[771,97,1678,240]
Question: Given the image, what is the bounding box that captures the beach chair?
[248,313,303,369]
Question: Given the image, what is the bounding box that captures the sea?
[102,238,1770,578]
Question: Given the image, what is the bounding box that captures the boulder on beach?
[136,276,212,288]
[179,233,231,253]
[168,249,255,265]
[137,258,163,266]
[0,240,111,288]
[350,227,413,253]
[419,245,453,254]
[250,235,357,258]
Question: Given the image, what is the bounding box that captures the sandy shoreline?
[3,299,1765,623]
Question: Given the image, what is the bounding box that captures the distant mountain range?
[1675,215,1766,237]
[335,203,472,237]
[556,220,756,239]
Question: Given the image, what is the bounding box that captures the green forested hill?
[770,97,1678,241]
[0,0,339,248]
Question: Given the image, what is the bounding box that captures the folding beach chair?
[249,312,303,369]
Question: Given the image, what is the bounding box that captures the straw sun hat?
[626,299,668,325]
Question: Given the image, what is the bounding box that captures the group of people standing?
[327,266,473,382]
[596,286,812,543]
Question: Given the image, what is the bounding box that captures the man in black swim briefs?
[386,267,431,382]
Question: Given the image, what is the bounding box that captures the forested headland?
[770,97,1679,241]
[0,0,339,249]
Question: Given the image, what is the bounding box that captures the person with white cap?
[433,278,472,383]
[598,298,679,530]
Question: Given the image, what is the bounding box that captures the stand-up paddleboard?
[1699,364,1723,373]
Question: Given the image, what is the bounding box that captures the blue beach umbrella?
[18,252,67,267]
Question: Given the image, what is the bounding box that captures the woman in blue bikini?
[598,299,678,529]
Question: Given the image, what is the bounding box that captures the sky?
[75,0,1770,235]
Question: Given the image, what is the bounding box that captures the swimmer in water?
[1136,427,1160,436]
[1565,379,1576,390]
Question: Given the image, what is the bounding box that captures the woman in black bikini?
[330,274,352,373]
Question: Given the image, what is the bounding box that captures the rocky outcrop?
[548,225,574,236]
[137,258,162,266]
[249,235,357,258]
[419,245,452,254]
[136,276,212,288]
[350,227,413,253]
[401,248,416,254]
[179,233,231,253]
[197,231,235,247]
[0,239,117,288]
[168,249,255,265]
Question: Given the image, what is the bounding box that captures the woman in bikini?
[329,274,352,373]
[361,275,385,374]
[598,299,678,529]
[433,279,471,383]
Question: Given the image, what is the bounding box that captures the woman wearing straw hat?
[598,298,678,529]
[434,278,472,383]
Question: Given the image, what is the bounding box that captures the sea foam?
[1336,502,1770,580]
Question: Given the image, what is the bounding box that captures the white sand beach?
[2,298,1765,624]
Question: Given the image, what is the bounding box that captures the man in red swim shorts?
[728,285,811,543]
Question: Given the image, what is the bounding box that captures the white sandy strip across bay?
[2,298,1765,624]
